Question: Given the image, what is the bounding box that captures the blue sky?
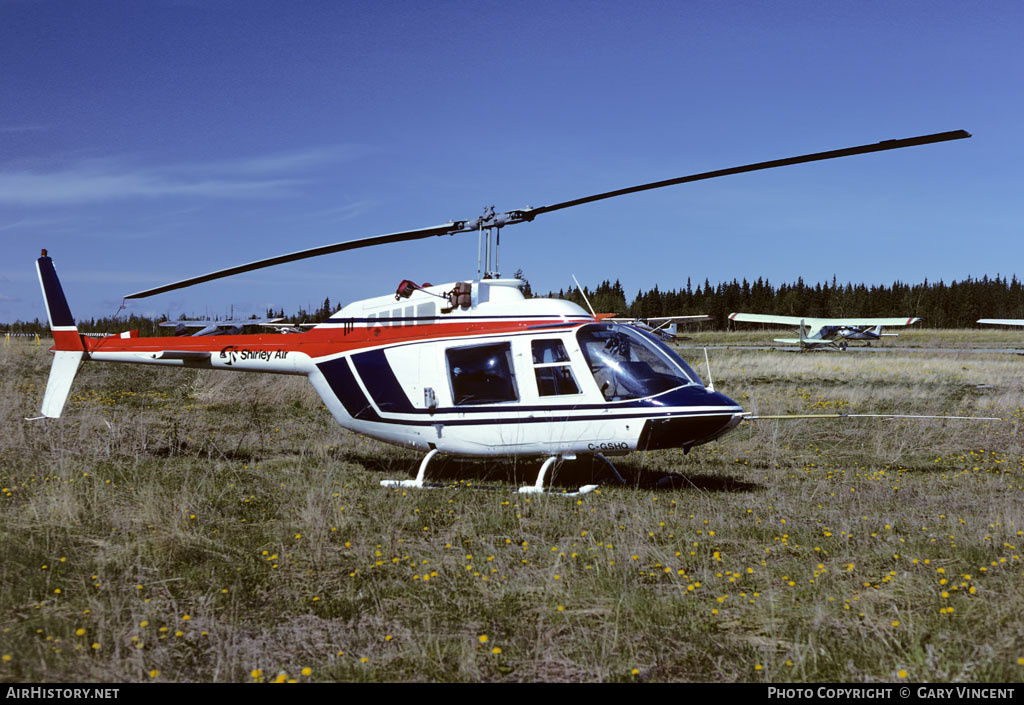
[1,0,1020,322]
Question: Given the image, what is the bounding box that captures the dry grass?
[1,334,1023,683]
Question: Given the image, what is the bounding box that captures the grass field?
[1,333,1022,683]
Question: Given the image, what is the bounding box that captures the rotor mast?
[475,206,509,279]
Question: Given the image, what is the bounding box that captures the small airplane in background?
[977,318,1024,327]
[728,312,921,350]
[161,316,285,337]
[607,315,712,341]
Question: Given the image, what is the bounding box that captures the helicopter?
[34,130,971,495]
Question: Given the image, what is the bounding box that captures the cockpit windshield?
[576,323,704,401]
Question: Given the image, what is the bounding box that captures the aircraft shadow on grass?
[345,451,761,493]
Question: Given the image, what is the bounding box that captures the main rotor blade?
[124,222,459,299]
[125,129,969,299]
[529,130,971,217]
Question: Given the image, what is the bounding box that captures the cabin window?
[531,339,581,396]
[446,342,518,405]
[416,302,434,325]
[576,323,700,401]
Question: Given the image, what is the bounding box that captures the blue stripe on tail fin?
[36,250,76,328]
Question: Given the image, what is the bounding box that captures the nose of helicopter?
[636,387,744,452]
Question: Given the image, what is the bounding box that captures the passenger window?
[531,339,581,396]
[447,343,518,405]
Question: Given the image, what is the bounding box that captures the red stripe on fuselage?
[83,319,586,359]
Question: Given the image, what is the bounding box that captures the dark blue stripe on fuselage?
[37,257,75,327]
[351,349,416,413]
[317,357,381,421]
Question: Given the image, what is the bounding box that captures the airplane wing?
[772,338,832,346]
[977,319,1024,326]
[608,314,712,340]
[729,313,921,327]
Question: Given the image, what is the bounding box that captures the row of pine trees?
[546,274,1024,329]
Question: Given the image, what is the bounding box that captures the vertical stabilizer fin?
[33,250,86,419]
[36,250,84,351]
[39,350,84,418]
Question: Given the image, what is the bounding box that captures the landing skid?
[381,449,611,496]
[517,456,598,497]
[381,448,440,489]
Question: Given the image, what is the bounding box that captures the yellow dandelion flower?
[478,635,488,643]
[755,664,763,671]
[898,669,908,678]
[301,667,312,676]
[149,669,160,678]
[75,628,85,636]
[491,647,502,655]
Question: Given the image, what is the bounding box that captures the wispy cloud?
[0,125,46,134]
[0,214,78,233]
[0,144,368,207]
[0,167,301,205]
[300,199,378,224]
[191,144,369,175]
